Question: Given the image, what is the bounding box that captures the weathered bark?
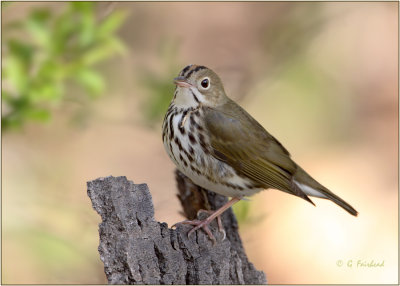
[87,173,266,284]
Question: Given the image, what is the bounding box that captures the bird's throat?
[174,86,204,109]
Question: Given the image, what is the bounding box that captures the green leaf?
[52,14,76,55]
[107,37,126,55]
[3,55,29,93]
[81,42,116,65]
[98,11,128,37]
[75,69,104,96]
[36,60,60,81]
[2,97,31,131]
[70,1,95,12]
[2,1,128,132]
[79,8,95,47]
[26,10,51,49]
[30,9,51,23]
[87,38,127,63]
[2,115,23,131]
[28,81,63,102]
[24,108,51,122]
[7,39,35,65]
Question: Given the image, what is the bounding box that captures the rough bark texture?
[87,173,266,285]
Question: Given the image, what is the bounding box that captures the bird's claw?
[172,209,226,243]
[197,209,226,240]
[173,219,217,244]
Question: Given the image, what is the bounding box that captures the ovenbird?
[162,64,358,242]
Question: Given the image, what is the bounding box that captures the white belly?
[162,107,262,198]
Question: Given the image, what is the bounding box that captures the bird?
[162,64,358,242]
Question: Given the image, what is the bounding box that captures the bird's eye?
[201,78,210,89]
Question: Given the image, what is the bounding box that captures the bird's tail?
[293,166,358,217]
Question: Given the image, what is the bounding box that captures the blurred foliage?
[232,200,251,224]
[2,2,127,131]
[233,199,267,226]
[139,38,181,125]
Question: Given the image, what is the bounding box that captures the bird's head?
[173,65,228,108]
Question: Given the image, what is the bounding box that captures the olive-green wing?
[203,101,298,194]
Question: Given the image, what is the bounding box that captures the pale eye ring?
[200,77,210,89]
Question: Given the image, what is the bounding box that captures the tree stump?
[87,172,266,284]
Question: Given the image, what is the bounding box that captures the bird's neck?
[173,86,203,109]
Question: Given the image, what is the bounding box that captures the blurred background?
[2,2,398,284]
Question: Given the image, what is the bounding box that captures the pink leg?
[172,197,242,243]
[197,209,225,240]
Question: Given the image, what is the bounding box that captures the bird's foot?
[172,210,224,244]
[172,196,242,244]
[196,209,226,240]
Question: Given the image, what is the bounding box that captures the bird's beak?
[174,76,192,88]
